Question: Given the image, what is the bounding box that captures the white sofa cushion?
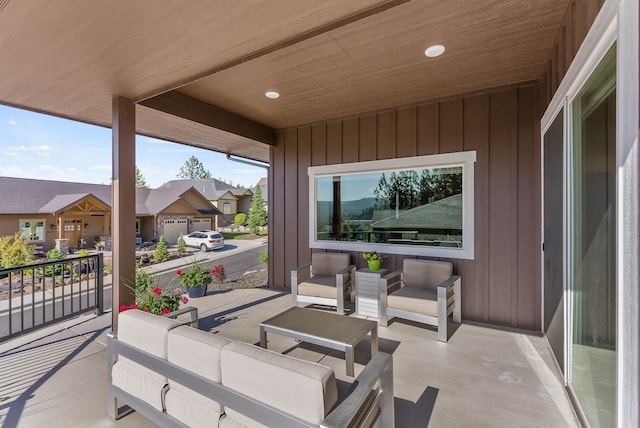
[403,259,453,289]
[311,252,349,276]
[165,326,232,428]
[220,341,338,427]
[111,310,181,411]
[298,275,340,298]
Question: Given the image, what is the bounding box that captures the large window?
[309,151,476,259]
[20,219,45,241]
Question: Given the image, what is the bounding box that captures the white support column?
[617,0,639,425]
[112,96,137,331]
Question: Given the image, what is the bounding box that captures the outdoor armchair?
[379,259,461,342]
[291,252,356,315]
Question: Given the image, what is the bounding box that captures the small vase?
[187,285,207,298]
[367,259,381,271]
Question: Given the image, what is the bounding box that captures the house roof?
[372,194,462,230]
[38,193,110,215]
[0,176,220,216]
[0,2,569,162]
[159,179,252,201]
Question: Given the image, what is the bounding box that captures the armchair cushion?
[387,286,438,317]
[220,341,338,427]
[311,253,350,276]
[298,275,343,299]
[111,310,181,411]
[165,326,232,427]
[403,259,453,289]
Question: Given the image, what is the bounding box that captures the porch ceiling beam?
[139,91,276,147]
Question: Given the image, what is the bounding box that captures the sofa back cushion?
[165,326,232,427]
[403,259,453,289]
[112,310,181,411]
[220,342,338,427]
[312,252,350,277]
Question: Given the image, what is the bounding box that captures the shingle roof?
[0,176,220,216]
[159,178,251,199]
[372,194,462,230]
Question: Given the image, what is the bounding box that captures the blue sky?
[0,105,266,189]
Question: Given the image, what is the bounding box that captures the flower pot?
[187,285,207,298]
[367,259,381,271]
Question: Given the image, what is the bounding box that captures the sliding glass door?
[568,46,616,428]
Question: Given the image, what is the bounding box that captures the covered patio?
[0,288,578,427]
[1,0,638,426]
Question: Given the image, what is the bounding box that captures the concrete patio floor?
[0,287,579,427]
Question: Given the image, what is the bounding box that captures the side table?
[355,268,388,318]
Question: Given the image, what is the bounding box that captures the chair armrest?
[321,352,394,428]
[335,264,356,283]
[291,263,312,287]
[380,271,402,293]
[435,274,460,291]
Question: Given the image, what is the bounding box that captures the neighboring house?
[0,177,221,250]
[159,179,253,228]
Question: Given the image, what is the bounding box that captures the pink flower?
[176,270,182,276]
[119,304,126,312]
[161,308,170,315]
[181,296,188,304]
[152,287,162,296]
[174,287,183,294]
[129,302,137,310]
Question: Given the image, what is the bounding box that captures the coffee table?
[260,307,378,376]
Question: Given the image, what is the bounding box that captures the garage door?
[163,219,188,244]
[191,218,212,231]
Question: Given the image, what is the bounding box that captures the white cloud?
[5,144,53,157]
[8,120,17,126]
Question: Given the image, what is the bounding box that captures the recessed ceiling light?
[265,91,280,99]
[424,45,445,58]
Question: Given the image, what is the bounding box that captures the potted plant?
[176,260,214,298]
[362,251,384,271]
[122,267,188,315]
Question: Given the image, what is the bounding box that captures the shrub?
[0,233,35,268]
[211,264,225,283]
[234,213,247,226]
[122,266,188,315]
[259,251,268,264]
[47,248,64,261]
[154,235,170,262]
[176,234,186,254]
[77,249,90,257]
[176,260,213,287]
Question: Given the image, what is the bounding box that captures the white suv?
[182,231,225,252]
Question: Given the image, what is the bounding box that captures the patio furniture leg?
[370,325,378,358]
[260,326,267,348]
[345,344,355,377]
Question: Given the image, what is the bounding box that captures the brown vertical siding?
[297,127,312,268]
[460,94,491,322]
[541,0,604,108]
[271,81,542,330]
[268,132,286,289]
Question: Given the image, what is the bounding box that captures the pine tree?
[154,235,171,262]
[177,155,212,179]
[248,186,268,234]
[135,166,148,188]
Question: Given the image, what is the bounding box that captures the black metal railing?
[0,253,104,342]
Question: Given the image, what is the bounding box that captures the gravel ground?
[207,267,268,290]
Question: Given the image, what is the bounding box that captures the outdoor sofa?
[108,309,394,427]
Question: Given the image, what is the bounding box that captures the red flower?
[161,308,170,314]
[176,270,182,275]
[119,304,126,312]
[210,269,217,274]
[142,308,148,312]
[129,302,137,309]
[152,287,162,296]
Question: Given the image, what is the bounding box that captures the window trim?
[308,151,476,259]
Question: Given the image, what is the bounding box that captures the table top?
[261,307,376,345]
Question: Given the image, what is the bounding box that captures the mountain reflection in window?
[316,167,463,248]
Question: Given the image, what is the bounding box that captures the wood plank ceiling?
[0,0,568,162]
